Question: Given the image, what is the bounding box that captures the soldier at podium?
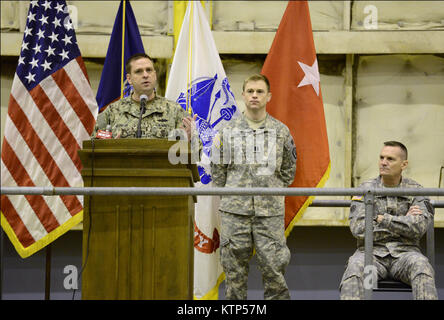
[93,53,195,140]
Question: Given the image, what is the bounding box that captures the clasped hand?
[182,114,197,141]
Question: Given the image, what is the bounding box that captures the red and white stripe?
[1,57,97,252]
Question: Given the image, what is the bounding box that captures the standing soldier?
[211,74,297,300]
[340,141,438,299]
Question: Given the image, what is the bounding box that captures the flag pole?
[186,1,193,115]
[0,225,3,299]
[120,0,127,99]
[44,243,52,300]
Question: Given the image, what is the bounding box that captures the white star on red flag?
[297,59,320,96]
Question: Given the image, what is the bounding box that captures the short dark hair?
[243,74,271,92]
[125,53,154,74]
[384,140,408,160]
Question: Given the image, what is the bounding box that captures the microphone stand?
[136,96,147,138]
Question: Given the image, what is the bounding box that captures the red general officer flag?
[261,0,330,235]
[1,0,98,258]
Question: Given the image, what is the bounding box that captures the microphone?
[136,94,148,138]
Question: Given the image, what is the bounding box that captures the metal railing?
[1,186,443,300]
[2,186,444,197]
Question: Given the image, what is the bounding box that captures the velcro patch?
[286,137,297,162]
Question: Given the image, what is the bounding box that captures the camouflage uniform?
[211,113,296,300]
[340,176,438,300]
[93,95,187,139]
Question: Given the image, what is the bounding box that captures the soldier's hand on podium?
[182,114,197,141]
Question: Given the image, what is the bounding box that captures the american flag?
[1,0,98,258]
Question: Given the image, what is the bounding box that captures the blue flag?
[96,0,145,111]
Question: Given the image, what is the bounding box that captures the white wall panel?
[213,1,343,31]
[67,1,168,35]
[352,1,444,30]
[0,1,19,31]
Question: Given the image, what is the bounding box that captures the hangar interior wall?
[2,1,442,226]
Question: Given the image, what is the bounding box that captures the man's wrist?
[374,214,385,224]
[376,213,392,228]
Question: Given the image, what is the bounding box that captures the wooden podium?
[78,138,199,300]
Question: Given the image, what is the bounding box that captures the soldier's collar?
[377,175,403,188]
[244,112,267,122]
[130,92,157,103]
[144,95,165,114]
[121,95,163,117]
[240,112,270,130]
